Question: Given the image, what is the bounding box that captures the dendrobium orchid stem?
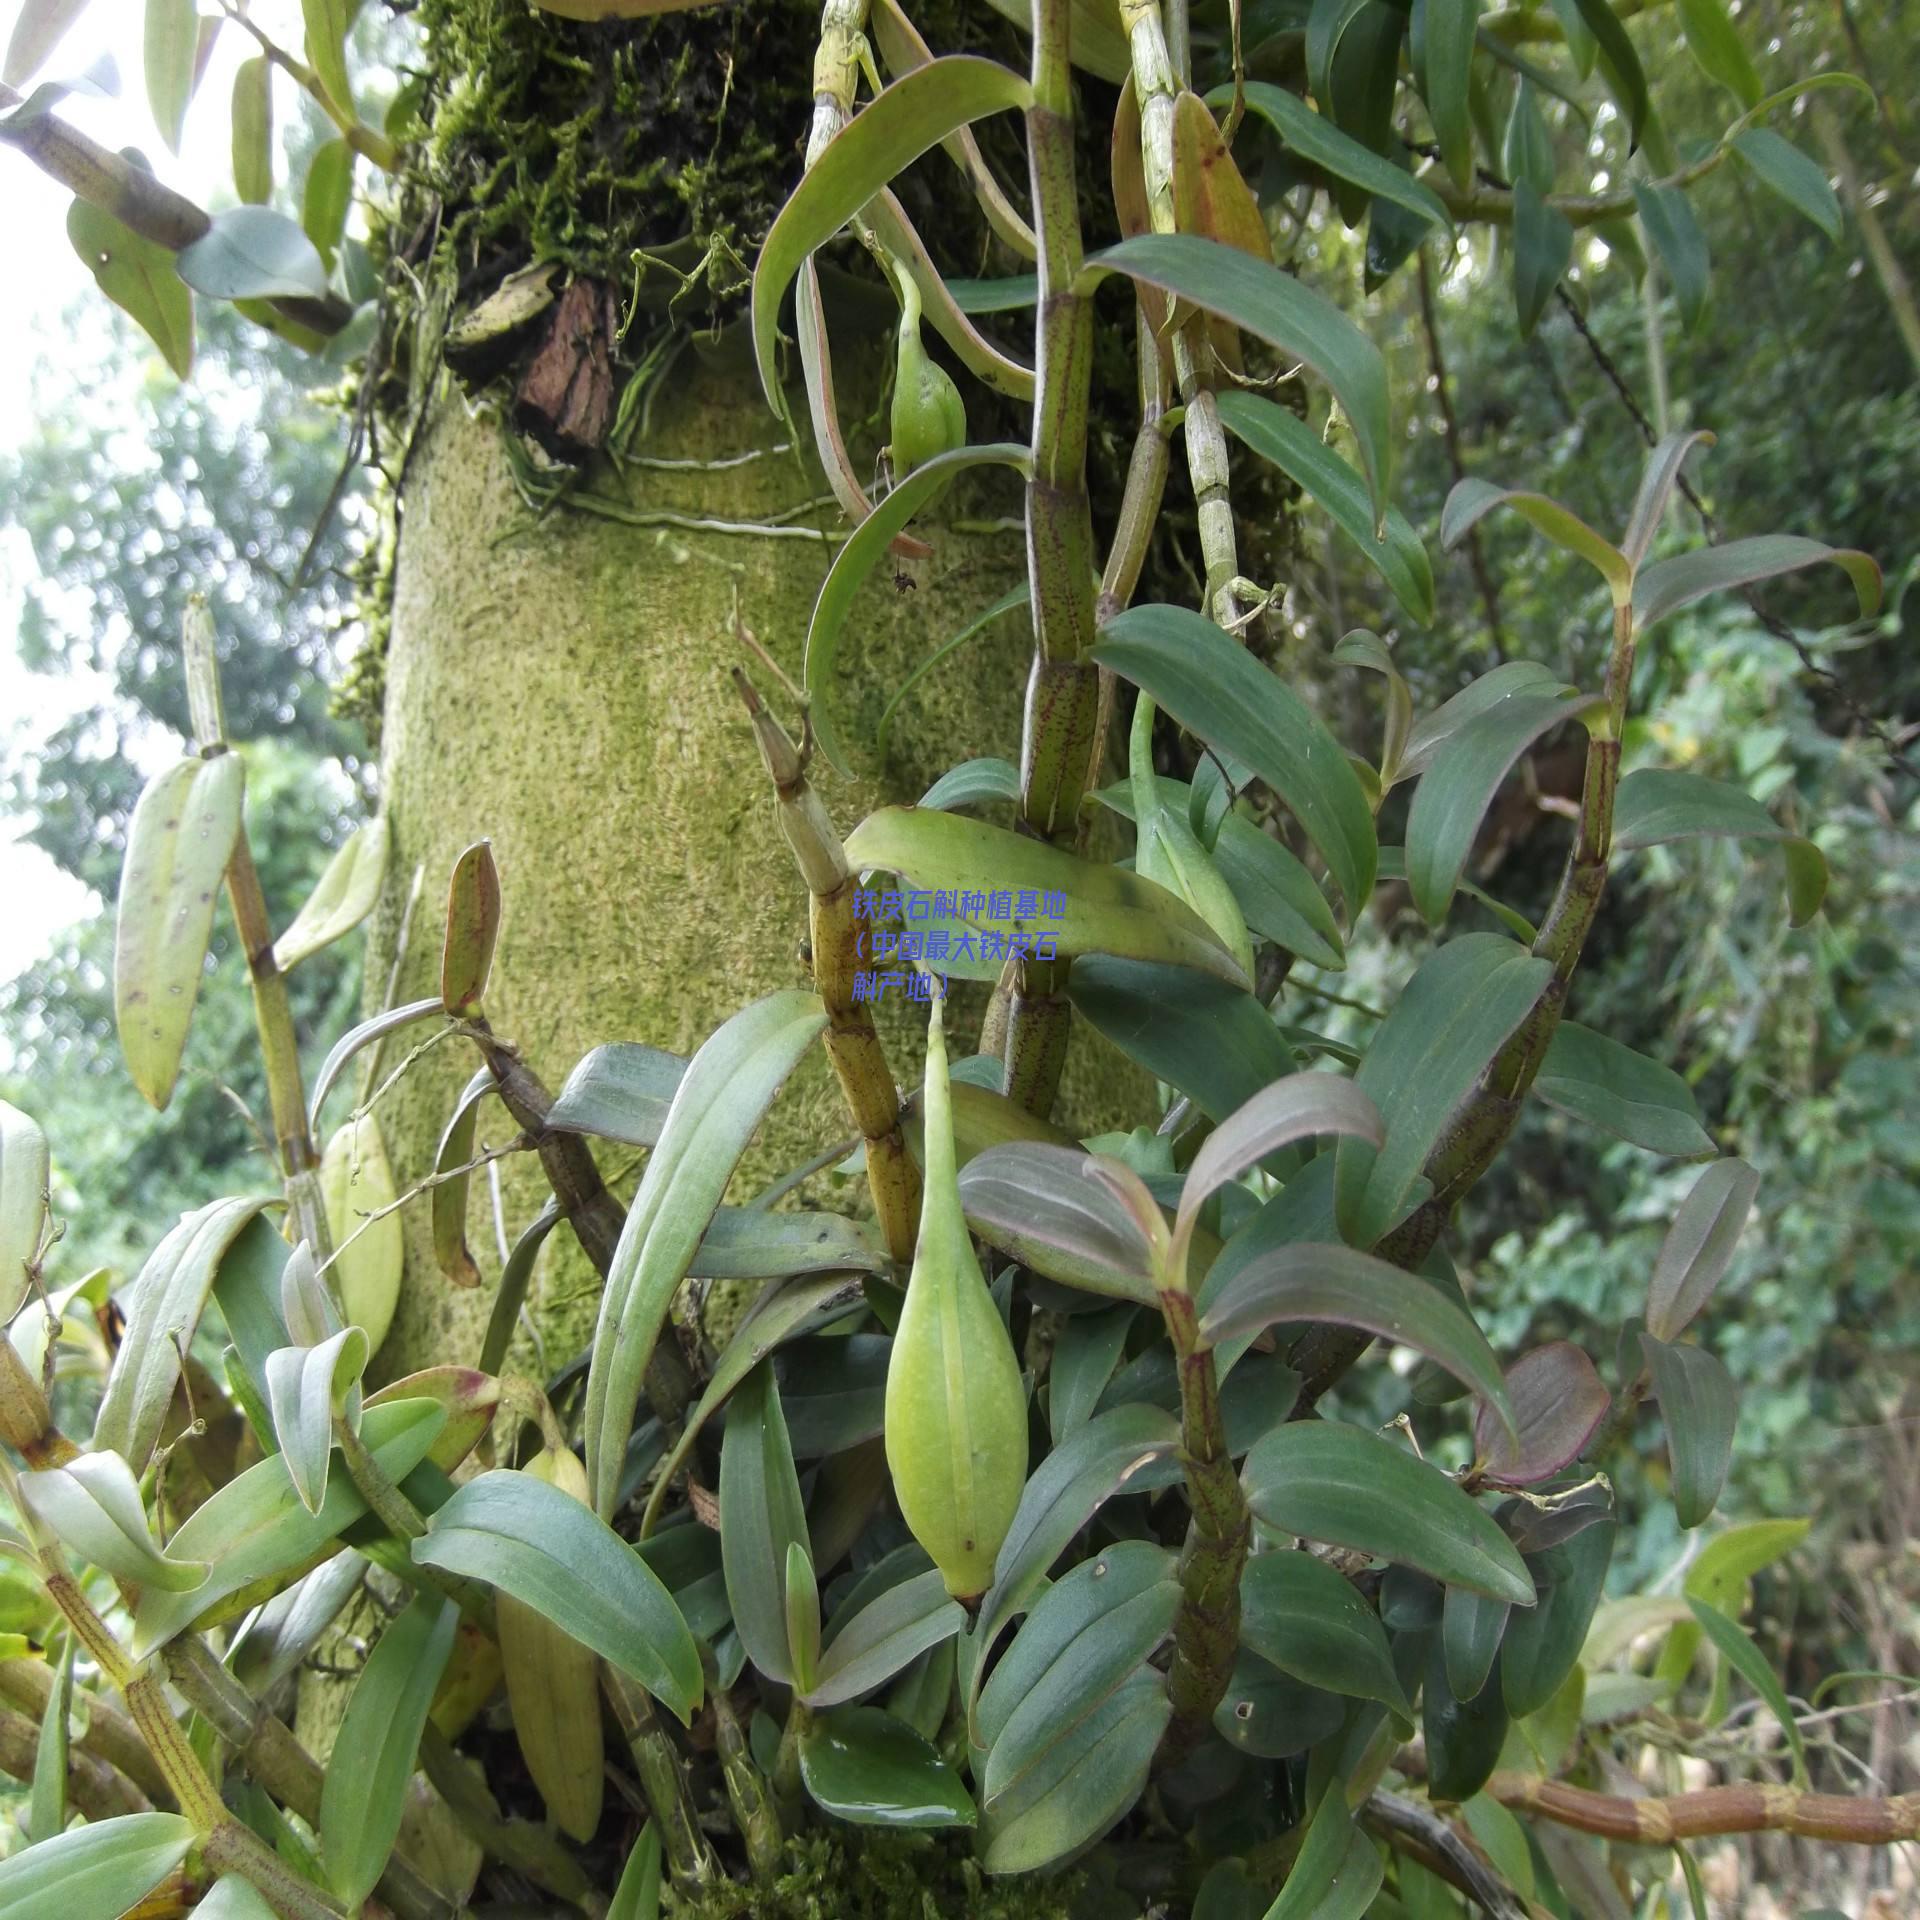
[735,667,921,1264]
[1005,0,1102,1117]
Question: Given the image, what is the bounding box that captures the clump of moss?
[671,1829,1080,1920]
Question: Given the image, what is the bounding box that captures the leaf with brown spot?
[440,840,501,1016]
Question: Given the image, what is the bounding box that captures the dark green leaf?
[1334,934,1554,1247]
[1443,1582,1508,1701]
[177,205,332,301]
[1642,1334,1737,1528]
[978,1668,1168,1871]
[1210,79,1451,233]
[1511,180,1573,338]
[1243,1421,1535,1604]
[1646,1157,1760,1341]
[719,1364,811,1685]
[1676,0,1760,108]
[799,1705,975,1828]
[1216,391,1434,623]
[1240,1548,1411,1721]
[1634,182,1709,332]
[1631,533,1880,629]
[1048,1304,1136,1441]
[1265,1787,1383,1919]
[1439,483,1629,598]
[1501,1514,1615,1715]
[1405,684,1600,921]
[1423,1633,1509,1801]
[1612,768,1827,923]
[413,1468,703,1720]
[1503,79,1554,193]
[1096,605,1378,914]
[1097,779,1344,970]
[1566,0,1648,147]
[1069,956,1296,1122]
[1426,0,1479,189]
[1215,1651,1348,1758]
[27,1635,73,1840]
[1731,128,1841,239]
[1084,234,1392,525]
[320,1596,458,1907]
[808,1568,964,1708]
[1686,1597,1808,1783]
[1535,1021,1714,1156]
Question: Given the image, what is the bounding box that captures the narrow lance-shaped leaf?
[844,805,1247,987]
[1732,129,1842,242]
[1534,1021,1715,1157]
[1611,769,1829,924]
[231,53,273,205]
[0,1098,49,1321]
[1632,533,1881,630]
[94,1193,276,1471]
[68,197,194,380]
[319,1112,403,1353]
[306,996,442,1129]
[0,1813,196,1918]
[1334,934,1554,1247]
[786,1542,822,1694]
[804,444,1030,774]
[1215,392,1434,624]
[1642,1333,1737,1529]
[1095,605,1378,915]
[301,0,354,116]
[1440,479,1630,601]
[430,1068,498,1290]
[583,990,827,1516]
[1567,0,1648,147]
[132,1397,449,1654]
[113,752,246,1109]
[719,1363,812,1684]
[17,1449,210,1592]
[1081,234,1391,523]
[642,1270,867,1536]
[265,1326,370,1516]
[1512,181,1573,339]
[1263,1784,1382,1920]
[1426,0,1479,190]
[320,1595,459,1909]
[886,995,1029,1601]
[752,56,1033,414]
[144,0,195,152]
[1210,80,1451,233]
[1405,685,1603,923]
[806,1567,965,1708]
[1675,0,1761,108]
[1646,1157,1759,1341]
[546,1040,687,1146]
[440,839,501,1015]
[1621,429,1716,570]
[1242,1421,1536,1604]
[1686,1596,1809,1784]
[4,0,92,89]
[1239,1548,1412,1721]
[273,815,389,972]
[415,1468,703,1720]
[27,1634,74,1841]
[1635,182,1710,334]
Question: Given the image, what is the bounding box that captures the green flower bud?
[888,278,966,480]
[884,995,1028,1601]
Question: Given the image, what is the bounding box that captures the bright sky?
[0,3,314,982]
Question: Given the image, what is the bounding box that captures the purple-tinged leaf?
[958,1143,1161,1305]
[1199,1243,1515,1435]
[441,840,502,1016]
[1632,534,1882,629]
[1474,1343,1610,1486]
